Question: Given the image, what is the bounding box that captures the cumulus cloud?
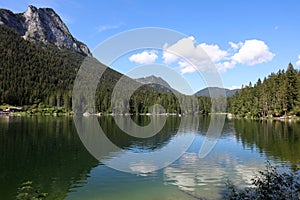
[216,61,236,72]
[162,37,275,74]
[199,43,228,62]
[162,36,222,74]
[129,50,158,64]
[229,41,243,50]
[178,61,195,74]
[296,55,300,66]
[162,51,178,64]
[231,40,275,66]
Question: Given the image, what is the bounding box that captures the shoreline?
[3,111,300,121]
[226,113,300,121]
[2,104,299,120]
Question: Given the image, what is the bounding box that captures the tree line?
[1,23,299,116]
[229,63,300,118]
[0,24,214,114]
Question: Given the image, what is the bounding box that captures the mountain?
[0,5,91,56]
[0,22,139,111]
[0,6,183,114]
[135,75,177,93]
[195,87,240,98]
[0,23,84,106]
[0,6,213,115]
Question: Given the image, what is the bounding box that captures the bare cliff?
[0,5,91,56]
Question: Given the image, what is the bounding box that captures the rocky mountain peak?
[0,5,91,56]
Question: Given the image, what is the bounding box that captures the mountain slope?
[0,5,91,56]
[0,22,180,114]
[0,6,205,115]
[195,87,240,98]
[0,24,84,106]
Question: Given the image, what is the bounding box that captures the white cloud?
[231,40,275,66]
[162,37,274,73]
[216,61,236,72]
[97,22,123,32]
[129,50,158,64]
[162,37,220,74]
[163,37,199,64]
[228,85,242,90]
[229,41,243,50]
[296,55,300,66]
[199,43,228,62]
[178,61,196,74]
[162,51,178,64]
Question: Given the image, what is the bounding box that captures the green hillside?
[0,24,211,114]
[0,24,83,107]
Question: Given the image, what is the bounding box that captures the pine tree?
[286,63,299,111]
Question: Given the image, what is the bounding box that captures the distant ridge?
[135,76,240,97]
[135,75,178,93]
[194,87,240,98]
[0,5,91,56]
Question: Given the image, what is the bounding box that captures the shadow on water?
[98,115,181,152]
[233,119,300,170]
[0,116,98,200]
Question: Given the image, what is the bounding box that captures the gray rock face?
[0,5,91,56]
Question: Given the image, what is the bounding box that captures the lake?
[0,115,299,200]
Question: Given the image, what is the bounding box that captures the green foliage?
[16,181,47,200]
[24,103,68,115]
[2,22,300,116]
[0,24,215,114]
[0,24,83,110]
[224,161,300,200]
[229,63,300,118]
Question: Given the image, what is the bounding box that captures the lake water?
[0,115,299,200]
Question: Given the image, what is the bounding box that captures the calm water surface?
[0,115,299,200]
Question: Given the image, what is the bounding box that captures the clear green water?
[0,116,299,200]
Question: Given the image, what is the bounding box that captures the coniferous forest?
[0,23,299,117]
[0,24,212,114]
[229,63,300,118]
[0,24,83,108]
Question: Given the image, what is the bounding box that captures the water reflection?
[68,116,267,200]
[234,119,300,169]
[99,115,181,151]
[163,144,265,199]
[0,116,299,200]
[0,116,98,200]
[75,115,199,173]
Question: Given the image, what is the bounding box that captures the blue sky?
[1,0,300,93]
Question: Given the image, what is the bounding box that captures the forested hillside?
[0,24,214,114]
[0,24,83,107]
[229,63,300,118]
[2,22,298,117]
